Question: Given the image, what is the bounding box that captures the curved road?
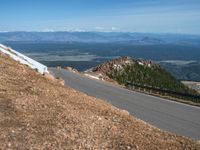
[49,68,200,140]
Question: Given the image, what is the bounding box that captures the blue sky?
[0,0,200,34]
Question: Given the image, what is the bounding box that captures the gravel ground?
[0,53,200,149]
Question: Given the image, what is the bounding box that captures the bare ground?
[0,53,200,149]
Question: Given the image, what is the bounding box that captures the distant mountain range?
[0,32,200,45]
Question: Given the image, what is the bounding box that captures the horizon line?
[0,31,200,36]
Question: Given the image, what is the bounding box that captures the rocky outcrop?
[85,56,160,83]
[91,56,159,75]
[64,66,78,73]
[92,56,133,74]
[137,59,159,68]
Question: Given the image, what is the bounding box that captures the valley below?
[3,41,200,82]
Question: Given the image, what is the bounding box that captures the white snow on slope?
[0,43,48,74]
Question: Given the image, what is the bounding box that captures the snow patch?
[0,44,48,74]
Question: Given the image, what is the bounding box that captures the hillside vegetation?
[90,57,199,104]
[107,60,191,93]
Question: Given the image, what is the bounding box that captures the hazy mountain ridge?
[1,32,200,45]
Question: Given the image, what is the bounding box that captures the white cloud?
[72,28,86,32]
[111,27,119,31]
[40,28,55,32]
[94,26,105,30]
[0,31,9,33]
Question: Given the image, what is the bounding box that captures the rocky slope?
[0,53,200,149]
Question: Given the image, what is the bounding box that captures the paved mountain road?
[49,68,200,140]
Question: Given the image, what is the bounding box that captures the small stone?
[8,142,11,147]
[121,109,129,116]
[98,116,102,121]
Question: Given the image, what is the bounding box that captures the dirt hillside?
[0,53,199,149]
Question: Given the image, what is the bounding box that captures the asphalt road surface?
[49,68,200,140]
